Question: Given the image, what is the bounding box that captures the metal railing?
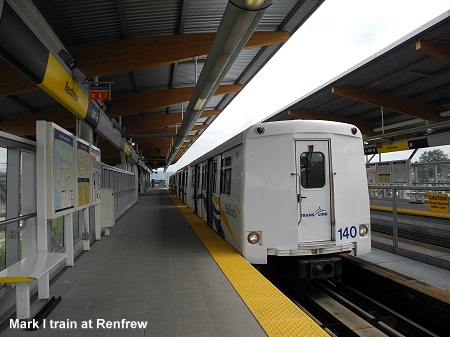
[369,185,450,270]
[0,213,37,239]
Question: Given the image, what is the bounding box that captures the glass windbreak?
[300,152,325,188]
[0,147,6,272]
[51,216,64,252]
[0,147,6,220]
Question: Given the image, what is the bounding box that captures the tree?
[417,149,449,163]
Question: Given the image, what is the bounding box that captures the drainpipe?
[165,0,272,170]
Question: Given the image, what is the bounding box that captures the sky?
[165,0,450,173]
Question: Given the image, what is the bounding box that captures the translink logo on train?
[224,203,237,218]
[301,207,328,218]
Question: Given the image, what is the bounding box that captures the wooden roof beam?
[416,41,450,63]
[288,110,376,136]
[1,85,236,135]
[123,109,220,133]
[142,145,170,158]
[137,134,199,151]
[133,125,207,146]
[108,85,240,118]
[0,31,288,97]
[331,86,446,122]
[71,31,289,78]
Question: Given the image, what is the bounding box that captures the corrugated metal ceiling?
[0,0,325,167]
[264,11,450,152]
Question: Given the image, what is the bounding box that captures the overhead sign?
[376,142,409,153]
[0,1,100,128]
[364,138,429,155]
[428,194,449,213]
[89,83,111,101]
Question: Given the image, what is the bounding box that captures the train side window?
[196,166,201,189]
[212,160,218,193]
[300,152,325,188]
[202,163,208,190]
[221,156,232,195]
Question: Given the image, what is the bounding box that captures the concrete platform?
[356,248,450,292]
[0,189,267,337]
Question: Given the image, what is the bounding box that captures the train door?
[200,161,209,222]
[296,140,333,242]
[206,158,214,226]
[195,164,202,218]
[210,155,223,236]
[192,165,198,214]
[177,172,182,198]
[186,166,194,209]
[181,169,187,203]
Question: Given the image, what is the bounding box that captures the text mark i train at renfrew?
[170,120,371,281]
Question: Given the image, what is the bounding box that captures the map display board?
[91,145,102,204]
[49,124,76,218]
[365,164,377,185]
[392,161,408,184]
[76,138,91,209]
[377,162,391,184]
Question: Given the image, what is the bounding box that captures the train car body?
[171,120,370,280]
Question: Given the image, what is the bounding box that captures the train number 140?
[338,226,357,240]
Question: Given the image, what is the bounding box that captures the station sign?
[89,83,111,101]
[364,138,429,155]
[428,193,449,213]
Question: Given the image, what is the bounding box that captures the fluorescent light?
[194,98,206,111]
[373,119,423,132]
[244,0,266,9]
[440,110,450,117]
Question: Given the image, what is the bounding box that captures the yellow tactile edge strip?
[168,192,328,337]
[371,205,450,219]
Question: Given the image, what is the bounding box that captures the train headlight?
[254,126,265,135]
[359,224,369,237]
[247,231,260,244]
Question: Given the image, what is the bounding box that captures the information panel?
[366,164,377,185]
[76,138,91,209]
[392,161,408,184]
[49,124,76,218]
[377,162,391,184]
[91,145,102,204]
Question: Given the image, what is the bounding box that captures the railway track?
[276,280,435,336]
[269,257,450,336]
[370,211,450,249]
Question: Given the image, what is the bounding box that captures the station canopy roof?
[0,0,325,169]
[264,11,450,156]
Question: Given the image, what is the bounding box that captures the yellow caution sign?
[428,194,449,213]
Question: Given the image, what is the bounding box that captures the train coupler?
[297,257,342,281]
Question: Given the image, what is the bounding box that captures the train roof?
[188,119,360,167]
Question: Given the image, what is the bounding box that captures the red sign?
[90,90,109,100]
[89,84,110,101]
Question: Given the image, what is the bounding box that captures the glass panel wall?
[0,147,6,272]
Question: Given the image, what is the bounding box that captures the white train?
[170,120,371,280]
